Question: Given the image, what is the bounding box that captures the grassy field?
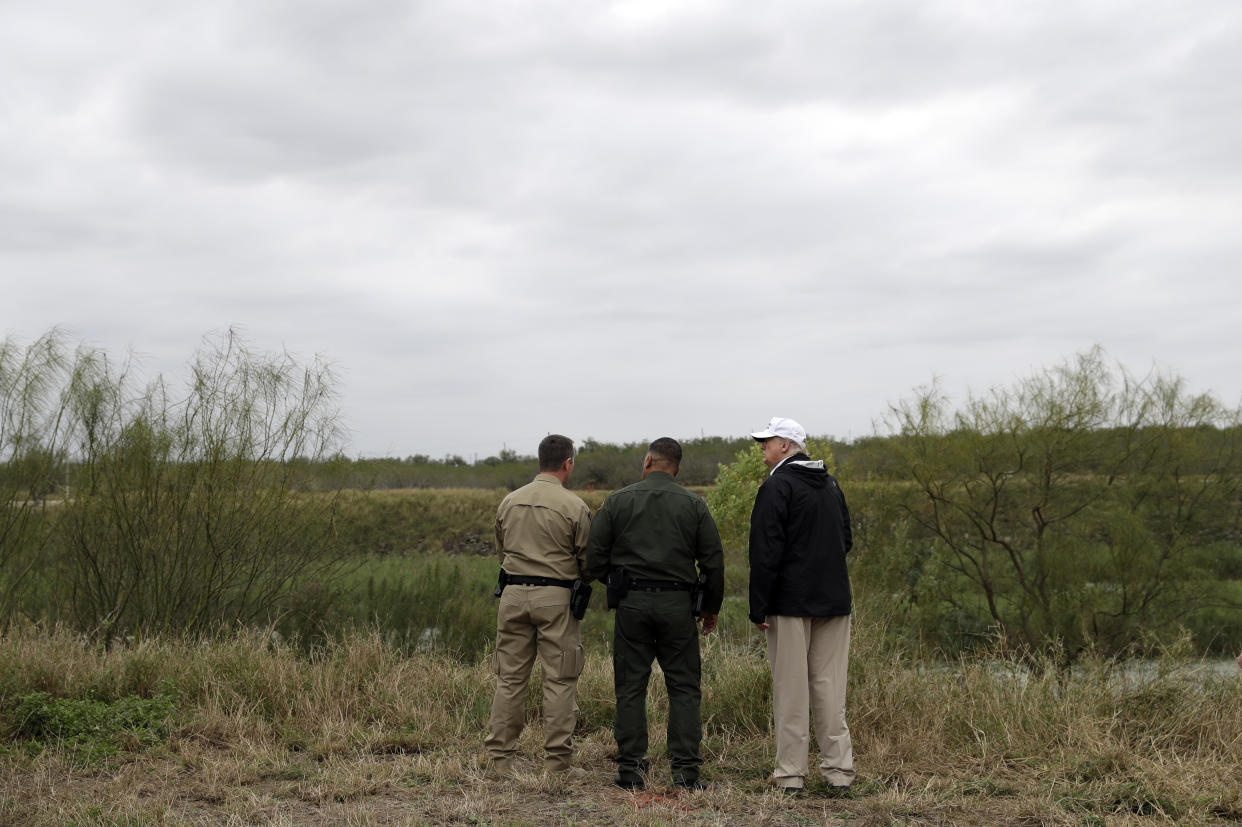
[2,614,1240,825]
[3,485,1241,824]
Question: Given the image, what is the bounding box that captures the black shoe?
[674,778,708,791]
[781,785,804,797]
[613,757,649,790]
[613,775,644,790]
[825,785,854,799]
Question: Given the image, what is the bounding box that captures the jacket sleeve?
[584,498,614,582]
[836,479,853,555]
[747,478,788,624]
[694,499,726,615]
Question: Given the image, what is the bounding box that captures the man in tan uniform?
[485,434,592,775]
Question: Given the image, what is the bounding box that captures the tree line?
[294,436,758,491]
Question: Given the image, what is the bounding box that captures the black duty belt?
[505,574,575,588]
[628,579,691,592]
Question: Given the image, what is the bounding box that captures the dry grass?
[1,622,1240,826]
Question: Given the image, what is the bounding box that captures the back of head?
[538,434,575,471]
[647,437,682,470]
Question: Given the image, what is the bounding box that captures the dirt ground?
[0,741,1183,827]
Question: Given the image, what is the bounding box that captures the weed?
[10,684,177,764]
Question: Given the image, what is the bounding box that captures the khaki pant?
[766,614,855,788]
[484,585,584,771]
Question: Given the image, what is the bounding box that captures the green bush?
[54,331,344,643]
[882,348,1242,662]
[0,332,76,624]
[10,686,177,763]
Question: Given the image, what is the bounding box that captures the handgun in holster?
[569,579,593,620]
[493,569,508,598]
[690,572,709,617]
[606,568,628,610]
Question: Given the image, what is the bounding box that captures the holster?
[690,572,709,617]
[606,568,628,610]
[493,569,508,598]
[569,579,593,620]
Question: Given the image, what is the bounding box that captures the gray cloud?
[3,0,1241,457]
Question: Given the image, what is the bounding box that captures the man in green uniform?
[585,437,725,790]
[485,434,592,775]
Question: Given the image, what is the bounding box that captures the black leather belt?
[505,574,574,588]
[628,579,691,592]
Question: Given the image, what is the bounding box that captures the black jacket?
[747,454,852,623]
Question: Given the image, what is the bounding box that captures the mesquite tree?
[0,331,76,623]
[53,329,345,642]
[885,348,1242,662]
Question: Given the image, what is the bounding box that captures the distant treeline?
[291,437,754,491]
[287,435,914,491]
[288,423,1242,492]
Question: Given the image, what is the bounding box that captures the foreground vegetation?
[1,620,1239,825]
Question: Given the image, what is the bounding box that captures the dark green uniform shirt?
[584,471,725,614]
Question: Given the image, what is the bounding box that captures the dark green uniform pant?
[613,590,702,784]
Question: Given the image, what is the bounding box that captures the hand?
[755,621,770,632]
[699,613,718,635]
[1236,650,1242,670]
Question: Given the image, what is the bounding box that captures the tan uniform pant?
[484,585,585,771]
[766,614,855,788]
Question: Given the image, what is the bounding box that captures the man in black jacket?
[748,417,855,796]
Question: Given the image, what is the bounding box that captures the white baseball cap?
[750,417,807,444]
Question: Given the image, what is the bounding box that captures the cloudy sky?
[4,0,1240,459]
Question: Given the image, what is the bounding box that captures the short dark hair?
[538,434,575,471]
[647,437,682,467]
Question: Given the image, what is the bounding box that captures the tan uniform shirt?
[495,473,592,581]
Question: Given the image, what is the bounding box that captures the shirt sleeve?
[573,502,593,581]
[494,500,507,566]
[584,498,614,581]
[694,499,726,614]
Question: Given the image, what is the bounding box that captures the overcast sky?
[4,0,1241,460]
